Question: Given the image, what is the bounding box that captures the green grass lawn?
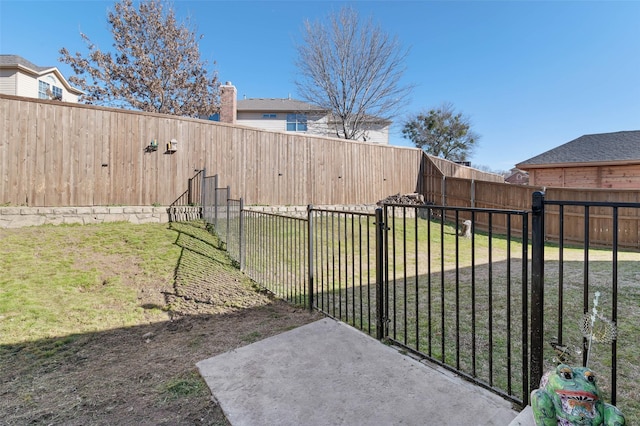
[0,222,180,344]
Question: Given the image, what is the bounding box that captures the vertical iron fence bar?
[307,205,314,311]
[320,211,325,312]
[403,207,408,345]
[269,213,273,289]
[331,213,336,318]
[358,215,363,330]
[582,206,590,367]
[521,211,530,406]
[414,210,419,352]
[351,214,356,326]
[506,214,512,395]
[226,194,230,246]
[338,213,343,320]
[188,177,193,206]
[611,207,618,405]
[375,208,385,340]
[427,208,433,357]
[440,208,446,360]
[471,210,476,377]
[392,207,397,340]
[455,210,460,370]
[367,214,373,335]
[530,191,545,394]
[488,212,494,387]
[558,205,564,346]
[200,168,206,218]
[226,186,230,242]
[284,216,288,301]
[384,206,390,339]
[239,198,244,271]
[343,213,348,322]
[213,175,219,228]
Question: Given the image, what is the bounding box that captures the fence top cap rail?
[382,202,529,215]
[243,210,309,221]
[310,207,376,217]
[544,200,640,208]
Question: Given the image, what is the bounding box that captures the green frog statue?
[531,364,625,425]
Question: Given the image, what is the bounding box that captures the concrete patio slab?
[197,318,520,426]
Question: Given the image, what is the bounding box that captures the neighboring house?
[504,168,529,185]
[217,82,390,144]
[0,54,82,102]
[516,131,640,189]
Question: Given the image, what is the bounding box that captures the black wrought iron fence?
[530,192,640,415]
[193,180,639,417]
[241,209,309,306]
[382,203,530,406]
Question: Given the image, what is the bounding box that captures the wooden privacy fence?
[0,94,423,207]
[423,164,640,248]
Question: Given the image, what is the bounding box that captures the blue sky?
[1,0,639,171]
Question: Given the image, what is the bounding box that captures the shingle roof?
[517,131,640,167]
[0,54,54,72]
[237,98,328,112]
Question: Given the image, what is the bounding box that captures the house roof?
[237,98,327,113]
[516,131,640,168]
[0,54,54,72]
[0,54,83,95]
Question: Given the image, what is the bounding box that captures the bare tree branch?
[59,0,219,117]
[294,7,412,140]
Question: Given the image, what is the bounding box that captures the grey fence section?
[382,203,530,407]
[309,208,378,335]
[241,209,309,306]
[530,192,640,409]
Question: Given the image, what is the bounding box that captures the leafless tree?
[294,7,412,141]
[59,0,219,117]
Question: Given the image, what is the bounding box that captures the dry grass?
[0,221,321,425]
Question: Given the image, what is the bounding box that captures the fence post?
[213,174,219,228]
[226,186,231,244]
[200,168,206,205]
[530,191,545,395]
[471,179,475,208]
[441,176,446,206]
[307,204,314,312]
[239,197,244,271]
[375,207,385,340]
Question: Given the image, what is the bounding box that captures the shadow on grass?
[0,220,321,426]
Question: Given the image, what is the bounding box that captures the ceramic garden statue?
[531,292,624,425]
[531,364,625,425]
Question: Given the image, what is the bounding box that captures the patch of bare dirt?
[0,223,322,425]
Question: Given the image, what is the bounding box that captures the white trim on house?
[0,55,83,103]
[233,96,390,144]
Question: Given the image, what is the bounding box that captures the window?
[208,113,220,121]
[51,86,62,100]
[286,113,307,132]
[38,81,50,99]
[262,113,276,119]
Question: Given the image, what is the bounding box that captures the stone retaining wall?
[0,206,170,229]
[1,203,430,229]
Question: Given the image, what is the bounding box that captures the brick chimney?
[219,81,237,124]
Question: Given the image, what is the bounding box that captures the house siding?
[0,69,79,102]
[0,70,17,95]
[16,72,38,98]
